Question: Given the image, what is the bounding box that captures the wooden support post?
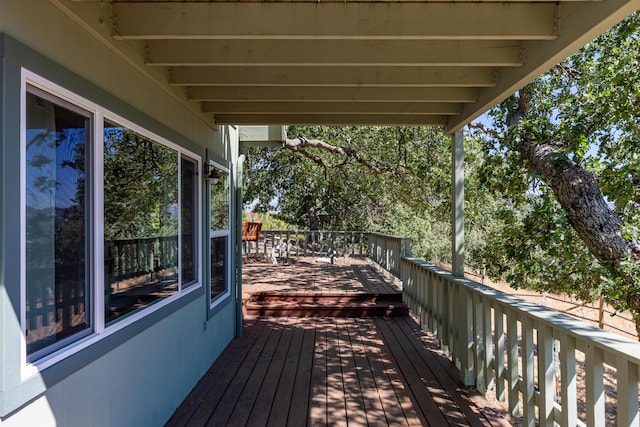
[451,129,465,278]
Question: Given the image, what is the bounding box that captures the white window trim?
[20,69,203,379]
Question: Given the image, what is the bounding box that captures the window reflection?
[181,157,197,287]
[25,90,91,359]
[210,236,227,300]
[103,121,178,324]
[210,168,230,304]
[210,172,229,231]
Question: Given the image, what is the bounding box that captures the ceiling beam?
[202,101,463,115]
[169,66,499,88]
[113,3,559,41]
[146,40,525,67]
[445,0,640,133]
[214,114,449,126]
[188,86,478,103]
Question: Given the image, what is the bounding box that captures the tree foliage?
[243,125,501,263]
[472,13,640,335]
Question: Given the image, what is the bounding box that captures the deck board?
[345,318,390,427]
[309,318,328,426]
[286,318,316,427]
[263,317,306,427]
[166,316,509,427]
[168,317,262,427]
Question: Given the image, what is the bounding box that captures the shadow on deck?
[166,257,510,426]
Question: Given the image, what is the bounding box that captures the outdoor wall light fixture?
[204,163,221,185]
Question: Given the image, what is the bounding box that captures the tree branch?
[284,136,394,174]
[467,122,503,140]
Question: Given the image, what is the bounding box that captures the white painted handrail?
[400,257,640,427]
[367,232,412,278]
[243,230,368,258]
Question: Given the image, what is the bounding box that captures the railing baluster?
[484,298,494,392]
[616,358,639,427]
[494,306,505,402]
[457,286,475,386]
[560,332,577,427]
[538,323,555,427]
[506,310,520,419]
[585,344,605,426]
[522,317,535,426]
[474,292,486,392]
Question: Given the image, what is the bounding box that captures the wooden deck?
[166,258,510,426]
[242,257,409,317]
[241,257,401,297]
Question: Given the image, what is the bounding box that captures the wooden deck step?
[250,292,403,303]
[245,294,409,317]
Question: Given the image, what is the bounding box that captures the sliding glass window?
[24,87,92,361]
[103,121,180,325]
[22,71,202,363]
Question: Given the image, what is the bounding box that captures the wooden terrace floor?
[166,258,510,427]
[241,257,401,297]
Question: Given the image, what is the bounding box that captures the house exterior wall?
[0,1,238,425]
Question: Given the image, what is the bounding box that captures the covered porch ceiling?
[55,0,639,133]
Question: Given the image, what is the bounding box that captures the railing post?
[451,129,465,278]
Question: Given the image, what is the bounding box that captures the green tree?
[103,126,178,240]
[472,13,640,336]
[243,125,497,263]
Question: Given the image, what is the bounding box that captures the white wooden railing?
[367,232,412,278]
[243,230,368,258]
[368,233,640,427]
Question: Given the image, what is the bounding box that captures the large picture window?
[22,72,202,363]
[209,164,231,305]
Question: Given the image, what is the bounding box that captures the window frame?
[20,69,203,376]
[207,159,233,313]
[22,84,95,363]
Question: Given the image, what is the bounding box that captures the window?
[103,121,180,324]
[22,72,202,362]
[24,87,92,361]
[181,156,198,287]
[209,164,231,305]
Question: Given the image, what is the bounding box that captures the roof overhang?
[51,0,640,133]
